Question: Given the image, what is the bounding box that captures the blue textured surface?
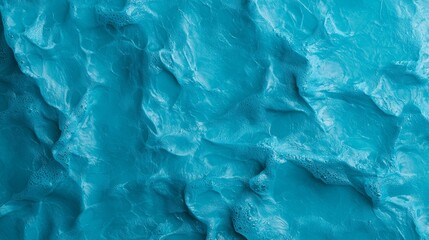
[1,0,429,239]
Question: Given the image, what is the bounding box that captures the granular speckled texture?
[0,0,429,239]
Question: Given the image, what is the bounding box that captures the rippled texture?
[0,0,428,239]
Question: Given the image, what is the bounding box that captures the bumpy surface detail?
[1,0,429,239]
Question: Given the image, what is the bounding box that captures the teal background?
[0,0,428,239]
